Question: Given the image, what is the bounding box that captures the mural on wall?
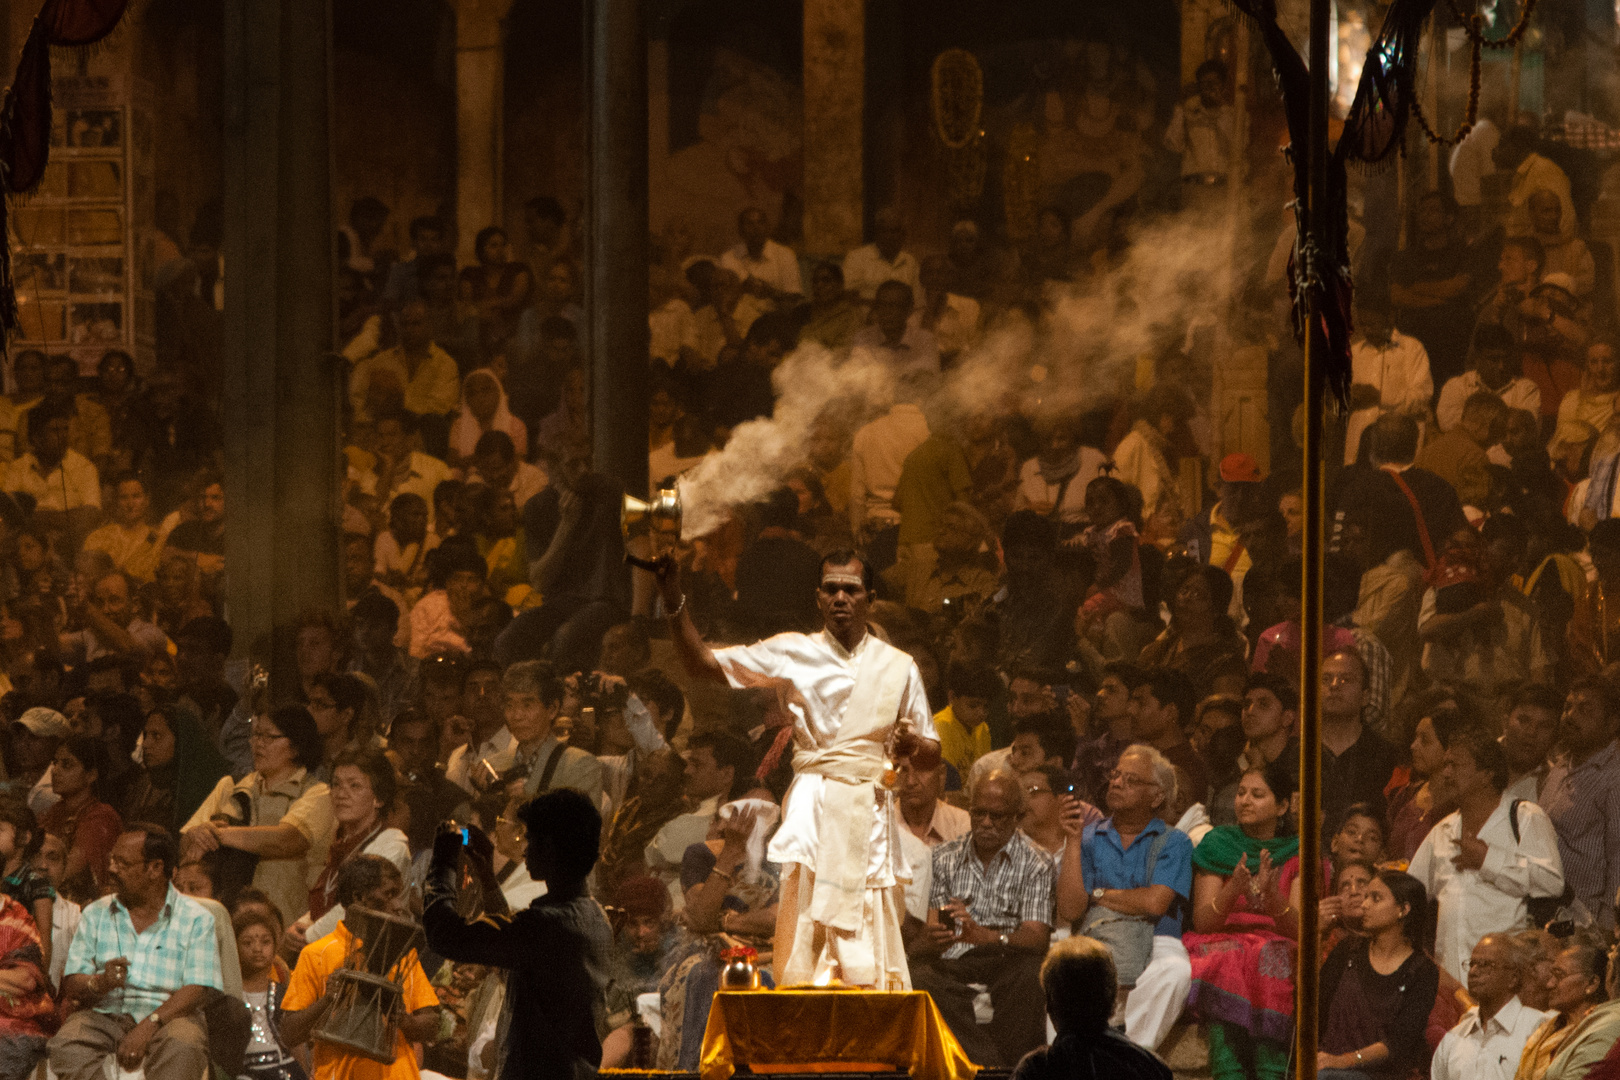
[651,46,804,258]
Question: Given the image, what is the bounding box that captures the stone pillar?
[222,0,339,682]
[586,0,649,497]
[454,0,513,263]
[802,0,864,257]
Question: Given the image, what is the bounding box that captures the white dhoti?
[776,863,911,990]
[714,629,935,991]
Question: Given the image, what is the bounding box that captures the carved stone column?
[222,0,339,680]
[454,0,514,262]
[802,0,864,257]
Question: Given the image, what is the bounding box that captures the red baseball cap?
[1219,453,1263,484]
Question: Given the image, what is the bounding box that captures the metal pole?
[1298,0,1330,1075]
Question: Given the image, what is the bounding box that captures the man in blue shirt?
[1055,743,1193,1052]
[49,824,223,1080]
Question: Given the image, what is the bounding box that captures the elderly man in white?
[1431,934,1552,1080]
[658,549,940,990]
[1407,727,1564,985]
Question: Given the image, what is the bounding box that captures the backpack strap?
[1382,466,1437,572]
[1510,799,1523,845]
[537,741,566,793]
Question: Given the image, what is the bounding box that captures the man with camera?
[424,789,614,1080]
[1054,744,1193,1052]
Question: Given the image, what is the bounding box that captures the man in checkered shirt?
[908,770,1055,1067]
[48,823,223,1080]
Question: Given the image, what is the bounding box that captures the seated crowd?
[15,123,1620,1079]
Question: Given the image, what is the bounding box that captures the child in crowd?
[28,832,78,989]
[236,905,306,1080]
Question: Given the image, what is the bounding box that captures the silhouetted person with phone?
[424,789,613,1079]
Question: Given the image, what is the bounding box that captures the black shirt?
[1013,1030,1172,1080]
[1321,726,1400,831]
[1319,936,1440,1076]
[522,474,630,609]
[425,836,614,1080]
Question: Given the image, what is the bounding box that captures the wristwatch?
[998,932,1010,947]
[1092,887,1106,901]
[148,1013,165,1028]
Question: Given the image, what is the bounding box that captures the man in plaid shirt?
[908,770,1055,1066]
[48,823,223,1080]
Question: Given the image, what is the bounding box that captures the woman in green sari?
[1184,760,1303,1080]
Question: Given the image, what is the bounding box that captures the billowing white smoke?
[678,343,898,537]
[674,217,1239,538]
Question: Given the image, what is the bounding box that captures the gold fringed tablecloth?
[698,987,978,1080]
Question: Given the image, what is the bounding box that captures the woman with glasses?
[1183,761,1302,1080]
[284,748,410,949]
[180,704,332,927]
[1315,870,1440,1080]
[1516,935,1620,1080]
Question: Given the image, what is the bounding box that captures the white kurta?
[1407,797,1565,985]
[714,628,934,988]
[714,629,935,886]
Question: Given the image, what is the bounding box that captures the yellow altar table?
[698,987,978,1080]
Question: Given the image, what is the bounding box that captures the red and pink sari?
[1184,839,1303,1045]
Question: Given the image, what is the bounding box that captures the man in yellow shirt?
[281,855,441,1080]
[932,662,997,777]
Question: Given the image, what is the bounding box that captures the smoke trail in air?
[673,216,1239,537]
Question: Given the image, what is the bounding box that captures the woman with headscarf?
[450,368,528,467]
[121,701,231,834]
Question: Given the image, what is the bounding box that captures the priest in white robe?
[658,549,941,990]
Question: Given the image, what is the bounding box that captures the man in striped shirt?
[1539,678,1620,930]
[909,770,1055,1066]
[49,824,223,1080]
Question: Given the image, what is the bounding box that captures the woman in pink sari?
[1184,760,1303,1080]
[0,890,56,1080]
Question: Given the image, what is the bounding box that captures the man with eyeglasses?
[657,550,939,991]
[48,824,222,1080]
[1319,649,1399,832]
[1432,934,1553,1080]
[1056,744,1193,1052]
[908,770,1053,1066]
